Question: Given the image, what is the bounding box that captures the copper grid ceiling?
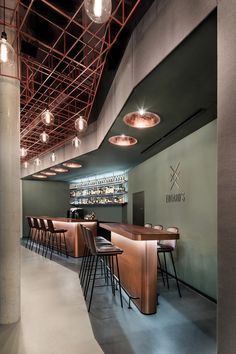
[10,0,142,161]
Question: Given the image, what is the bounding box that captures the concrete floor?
[48,250,217,354]
[0,247,103,354]
[0,246,217,354]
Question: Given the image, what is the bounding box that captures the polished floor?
[0,247,102,354]
[50,249,217,354]
[0,245,217,354]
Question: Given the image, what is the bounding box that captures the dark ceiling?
[25,10,217,182]
[19,0,155,160]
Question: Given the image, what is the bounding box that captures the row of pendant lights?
[2,0,111,167]
[39,111,87,145]
[21,108,161,168]
[21,112,85,167]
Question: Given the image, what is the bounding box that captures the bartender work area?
[1,0,235,354]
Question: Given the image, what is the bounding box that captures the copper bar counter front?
[100,223,179,315]
[30,217,97,257]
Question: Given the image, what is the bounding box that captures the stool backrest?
[80,224,88,247]
[144,223,152,228]
[47,219,55,233]
[39,218,47,231]
[32,217,40,229]
[153,224,163,230]
[163,227,179,249]
[27,216,34,228]
[85,227,97,255]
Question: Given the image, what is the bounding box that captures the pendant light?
[123,109,161,129]
[32,174,47,179]
[75,115,87,133]
[72,135,81,149]
[84,0,112,24]
[39,131,49,144]
[0,0,15,65]
[41,108,54,126]
[23,161,28,169]
[20,147,27,158]
[34,158,41,166]
[108,134,138,146]
[50,152,56,163]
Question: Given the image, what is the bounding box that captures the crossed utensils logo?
[170,162,181,191]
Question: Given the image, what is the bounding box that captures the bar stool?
[31,217,42,252]
[157,227,182,297]
[84,227,123,312]
[45,219,68,259]
[79,224,113,290]
[144,223,152,228]
[153,224,163,230]
[39,218,49,256]
[25,216,36,249]
[153,224,166,285]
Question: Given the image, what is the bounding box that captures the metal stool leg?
[115,255,123,308]
[50,235,55,260]
[88,256,98,312]
[163,252,169,289]
[63,232,68,258]
[84,255,95,299]
[79,245,87,278]
[170,251,182,298]
[157,252,165,286]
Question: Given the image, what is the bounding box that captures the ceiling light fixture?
[0,0,15,65]
[84,0,112,24]
[32,174,47,179]
[41,108,54,126]
[50,152,56,163]
[50,167,69,173]
[62,162,82,169]
[75,115,87,133]
[20,147,27,158]
[123,110,161,129]
[39,131,49,144]
[34,158,41,166]
[72,135,81,149]
[41,171,57,176]
[109,134,138,146]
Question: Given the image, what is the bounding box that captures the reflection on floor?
[50,250,217,354]
[0,247,103,354]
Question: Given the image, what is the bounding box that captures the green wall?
[83,205,126,223]
[127,120,217,299]
[22,180,70,236]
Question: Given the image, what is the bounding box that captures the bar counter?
[100,223,179,315]
[32,217,97,257]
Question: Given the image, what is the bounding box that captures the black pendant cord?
[2,0,6,38]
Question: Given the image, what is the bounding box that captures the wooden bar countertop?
[99,223,179,241]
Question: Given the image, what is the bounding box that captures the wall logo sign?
[166,162,185,203]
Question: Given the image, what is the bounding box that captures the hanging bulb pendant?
[75,115,87,133]
[20,147,27,158]
[34,158,41,166]
[0,32,15,65]
[41,109,54,126]
[84,0,112,24]
[50,152,56,162]
[40,131,49,144]
[72,136,81,149]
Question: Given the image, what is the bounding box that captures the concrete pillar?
[218,0,236,353]
[0,0,21,324]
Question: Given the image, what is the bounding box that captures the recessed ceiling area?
[23,10,217,182]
